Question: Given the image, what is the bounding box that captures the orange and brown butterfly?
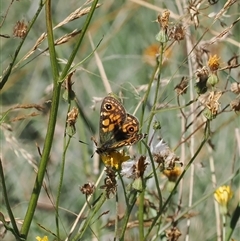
[96,94,146,155]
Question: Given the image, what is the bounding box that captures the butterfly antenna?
[79,140,88,145]
[91,152,95,158]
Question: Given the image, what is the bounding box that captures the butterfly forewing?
[99,96,126,145]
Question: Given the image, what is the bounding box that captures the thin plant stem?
[119,189,138,241]
[139,59,159,155]
[0,159,21,240]
[118,171,128,205]
[146,43,164,137]
[138,48,164,238]
[56,132,72,238]
[176,98,186,216]
[142,141,162,211]
[20,0,99,238]
[115,192,119,240]
[223,214,226,241]
[208,144,222,241]
[138,178,145,241]
[226,202,240,241]
[184,15,196,240]
[140,63,158,130]
[20,0,61,238]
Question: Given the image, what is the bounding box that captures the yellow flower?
[100,151,130,170]
[208,55,220,71]
[163,167,182,182]
[214,185,233,205]
[214,185,233,215]
[36,236,48,241]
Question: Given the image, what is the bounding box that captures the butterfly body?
[96,96,145,154]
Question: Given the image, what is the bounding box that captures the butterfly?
[96,95,146,155]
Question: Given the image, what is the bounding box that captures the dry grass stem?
[13,4,101,69]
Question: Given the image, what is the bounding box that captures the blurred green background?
[0,0,239,240]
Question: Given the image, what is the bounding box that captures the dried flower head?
[230,98,240,112]
[67,107,79,126]
[175,77,188,95]
[188,1,200,29]
[156,10,170,43]
[121,156,149,179]
[158,10,170,30]
[196,66,209,80]
[208,55,220,71]
[195,67,209,94]
[214,185,233,215]
[150,139,180,171]
[198,91,222,117]
[230,82,240,94]
[165,227,182,241]
[101,167,117,199]
[100,151,130,170]
[169,24,185,42]
[80,182,95,196]
[227,55,239,68]
[13,20,28,38]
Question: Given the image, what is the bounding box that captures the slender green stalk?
[223,214,226,241]
[118,171,128,204]
[145,43,164,136]
[138,43,164,240]
[138,178,145,241]
[56,132,72,238]
[143,141,162,209]
[0,159,21,240]
[20,0,99,238]
[114,192,119,240]
[139,140,163,240]
[20,0,60,238]
[45,0,59,80]
[119,189,138,241]
[226,202,240,241]
[138,29,164,241]
[117,172,129,238]
[139,63,158,153]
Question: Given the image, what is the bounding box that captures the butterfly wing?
[97,96,145,154]
[98,96,126,147]
[109,113,144,149]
